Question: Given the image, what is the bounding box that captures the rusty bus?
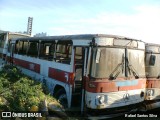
[2,34,146,118]
[143,43,160,110]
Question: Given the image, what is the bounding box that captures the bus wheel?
[55,89,68,109]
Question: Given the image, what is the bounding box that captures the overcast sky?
[0,0,160,44]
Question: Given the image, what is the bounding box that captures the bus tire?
[55,89,68,108]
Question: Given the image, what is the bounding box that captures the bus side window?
[45,46,50,55]
[27,42,38,57]
[39,42,55,61]
[15,41,19,54]
[74,47,83,81]
[149,55,156,66]
[18,41,28,55]
[55,43,72,64]
[23,42,28,55]
[18,41,23,54]
[75,47,82,60]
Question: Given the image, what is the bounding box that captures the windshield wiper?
[109,54,124,80]
[125,48,139,79]
[127,59,139,79]
[109,54,139,80]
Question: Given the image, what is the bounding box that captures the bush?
[0,65,59,112]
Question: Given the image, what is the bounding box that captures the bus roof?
[145,43,160,47]
[11,34,141,41]
[0,31,30,37]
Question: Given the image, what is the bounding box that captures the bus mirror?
[149,55,156,66]
[96,49,101,63]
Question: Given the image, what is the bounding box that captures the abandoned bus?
[144,43,160,110]
[8,34,146,118]
[0,31,30,64]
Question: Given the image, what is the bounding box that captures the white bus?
[7,34,146,118]
[144,43,160,110]
[0,31,30,64]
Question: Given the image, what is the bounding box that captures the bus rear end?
[83,37,146,118]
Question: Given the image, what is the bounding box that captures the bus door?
[72,46,90,112]
[81,47,90,114]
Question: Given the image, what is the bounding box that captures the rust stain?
[86,78,146,93]
[146,79,160,88]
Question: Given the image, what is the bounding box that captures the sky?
[0,0,160,44]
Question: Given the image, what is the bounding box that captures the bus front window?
[91,47,125,79]
[90,47,145,79]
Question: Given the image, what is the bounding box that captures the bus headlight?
[96,95,106,105]
[146,89,154,96]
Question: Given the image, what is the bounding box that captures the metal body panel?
[85,88,145,109]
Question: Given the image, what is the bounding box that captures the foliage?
[0,65,58,112]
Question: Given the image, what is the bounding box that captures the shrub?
[0,65,59,112]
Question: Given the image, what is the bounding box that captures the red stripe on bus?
[146,78,160,88]
[48,67,74,85]
[85,78,146,93]
[13,58,40,73]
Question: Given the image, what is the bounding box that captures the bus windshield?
[90,47,145,79]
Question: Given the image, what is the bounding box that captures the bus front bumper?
[86,102,141,119]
